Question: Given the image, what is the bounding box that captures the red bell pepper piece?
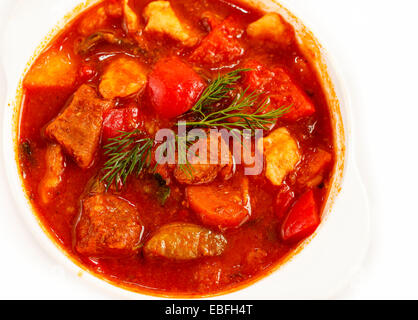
[189,17,244,67]
[147,57,206,119]
[281,190,320,243]
[243,60,315,121]
[275,184,295,221]
[102,107,141,140]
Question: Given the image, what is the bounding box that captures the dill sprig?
[101,130,153,189]
[192,68,251,117]
[184,89,291,131]
[100,68,291,189]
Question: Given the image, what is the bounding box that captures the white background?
[0,0,417,299]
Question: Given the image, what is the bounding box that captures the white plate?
[0,0,370,299]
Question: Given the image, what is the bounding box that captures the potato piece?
[173,132,234,185]
[24,49,77,89]
[76,194,144,258]
[143,1,196,46]
[144,223,227,260]
[258,128,300,186]
[39,144,66,204]
[99,57,147,99]
[45,85,113,169]
[247,13,293,46]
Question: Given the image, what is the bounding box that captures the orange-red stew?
[17,0,335,296]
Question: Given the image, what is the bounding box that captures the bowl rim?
[1,0,355,299]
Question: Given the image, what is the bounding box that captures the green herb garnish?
[101,130,153,189]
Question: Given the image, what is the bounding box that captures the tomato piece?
[281,190,319,243]
[242,60,315,121]
[102,107,141,140]
[78,64,97,82]
[275,184,295,220]
[147,57,206,119]
[190,17,244,67]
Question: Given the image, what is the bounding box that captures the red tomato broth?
[17,0,336,296]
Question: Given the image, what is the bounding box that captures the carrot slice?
[186,178,250,229]
[281,190,319,243]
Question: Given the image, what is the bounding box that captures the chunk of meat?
[258,128,300,186]
[102,107,142,140]
[243,60,315,121]
[190,17,244,68]
[123,0,140,34]
[78,2,122,36]
[281,190,319,243]
[247,13,294,47]
[24,49,77,89]
[39,144,66,204]
[78,7,108,36]
[147,57,206,118]
[144,223,227,260]
[76,194,144,257]
[173,132,234,185]
[105,0,123,18]
[297,148,333,188]
[143,1,197,46]
[45,85,113,169]
[99,57,147,99]
[186,176,250,229]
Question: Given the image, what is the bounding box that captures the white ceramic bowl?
[0,0,370,299]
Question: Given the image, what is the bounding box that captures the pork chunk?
[258,128,300,186]
[76,194,144,257]
[247,13,294,47]
[39,144,66,204]
[143,1,197,46]
[123,0,140,34]
[99,57,147,99]
[144,223,227,260]
[297,148,332,188]
[45,85,113,169]
[24,49,77,89]
[173,132,234,185]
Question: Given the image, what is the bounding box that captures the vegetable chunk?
[39,144,66,204]
[144,223,227,260]
[102,107,142,140]
[243,60,315,121]
[186,177,250,229]
[281,190,319,243]
[190,17,244,67]
[45,85,113,169]
[258,128,300,186]
[147,57,206,118]
[297,148,333,188]
[173,132,234,185]
[76,194,144,257]
[247,13,294,47]
[99,57,147,99]
[143,1,197,46]
[24,49,77,89]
